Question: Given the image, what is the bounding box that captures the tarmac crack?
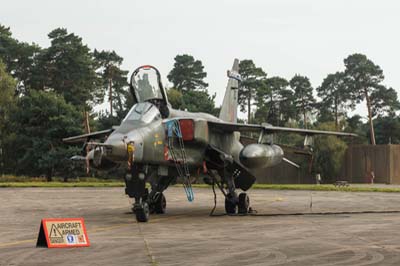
[136,222,159,266]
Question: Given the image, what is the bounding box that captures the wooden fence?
[341,144,400,184]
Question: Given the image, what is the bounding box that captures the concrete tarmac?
[1,187,400,265]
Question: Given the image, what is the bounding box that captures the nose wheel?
[134,201,150,222]
[153,193,167,214]
[133,192,167,222]
[150,192,167,214]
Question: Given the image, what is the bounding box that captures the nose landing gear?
[149,192,167,214]
[154,193,167,214]
[131,192,167,222]
[134,201,150,222]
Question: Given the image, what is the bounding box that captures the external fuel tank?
[239,144,284,169]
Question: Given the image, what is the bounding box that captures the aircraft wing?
[208,121,357,137]
[62,128,115,143]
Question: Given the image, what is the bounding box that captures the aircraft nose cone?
[104,131,144,163]
[104,136,127,161]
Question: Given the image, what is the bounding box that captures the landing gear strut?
[224,169,238,215]
[125,168,170,222]
[125,166,152,223]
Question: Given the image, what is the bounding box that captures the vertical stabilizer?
[219,59,240,123]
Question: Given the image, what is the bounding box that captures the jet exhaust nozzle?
[239,144,284,169]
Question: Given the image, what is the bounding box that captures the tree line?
[238,57,399,142]
[1,24,399,180]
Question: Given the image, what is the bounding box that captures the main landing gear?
[224,192,250,215]
[223,169,251,215]
[238,192,250,214]
[209,169,251,215]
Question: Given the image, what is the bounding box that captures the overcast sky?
[2,0,399,119]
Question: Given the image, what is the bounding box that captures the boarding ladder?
[166,120,194,202]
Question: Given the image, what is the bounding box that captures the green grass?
[0,175,122,183]
[1,175,400,192]
[248,184,400,193]
[0,182,125,188]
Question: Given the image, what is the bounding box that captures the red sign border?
[42,218,90,248]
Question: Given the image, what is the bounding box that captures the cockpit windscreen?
[123,102,161,123]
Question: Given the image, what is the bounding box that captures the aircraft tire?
[238,192,250,214]
[154,193,167,214]
[135,202,150,222]
[225,194,237,215]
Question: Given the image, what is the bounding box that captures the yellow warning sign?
[36,218,90,248]
[127,142,135,153]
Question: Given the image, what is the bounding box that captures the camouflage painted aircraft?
[63,60,356,222]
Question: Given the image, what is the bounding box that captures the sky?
[1,0,399,119]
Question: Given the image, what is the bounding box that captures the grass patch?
[248,184,400,193]
[0,175,122,184]
[1,176,400,192]
[0,175,47,182]
[0,182,125,188]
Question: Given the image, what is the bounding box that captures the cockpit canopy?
[130,66,163,102]
[129,65,170,118]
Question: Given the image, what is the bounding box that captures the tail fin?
[219,59,240,123]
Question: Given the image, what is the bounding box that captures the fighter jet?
[63,60,356,222]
